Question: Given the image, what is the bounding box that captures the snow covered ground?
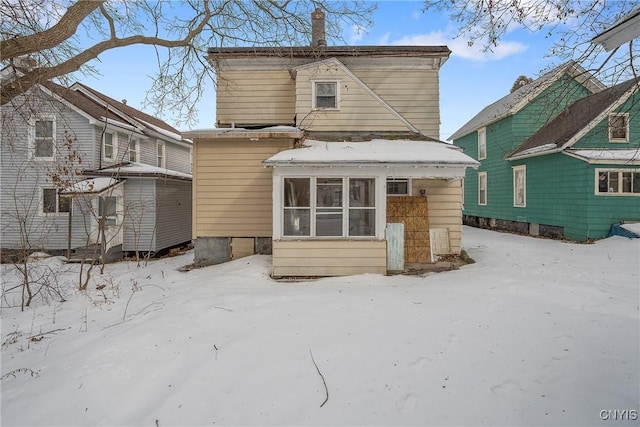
[1,226,638,426]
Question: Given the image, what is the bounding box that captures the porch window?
[99,196,118,226]
[283,178,311,236]
[609,113,629,142]
[387,178,409,195]
[31,116,55,159]
[478,127,487,160]
[41,188,70,214]
[103,132,116,161]
[478,171,487,205]
[513,165,526,207]
[597,169,640,195]
[282,177,376,238]
[313,81,338,109]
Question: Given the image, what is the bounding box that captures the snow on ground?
[1,227,638,426]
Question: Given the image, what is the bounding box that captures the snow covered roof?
[60,178,121,196]
[565,149,640,164]
[182,126,303,140]
[263,139,479,167]
[90,162,192,181]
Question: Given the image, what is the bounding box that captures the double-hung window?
[478,171,487,205]
[597,169,640,195]
[128,138,139,162]
[41,188,70,215]
[313,81,338,109]
[513,165,526,207]
[609,113,629,142]
[157,141,165,168]
[98,196,118,226]
[31,116,55,159]
[103,132,117,161]
[282,177,376,238]
[478,127,487,160]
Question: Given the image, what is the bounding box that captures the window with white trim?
[478,127,487,160]
[157,141,165,168]
[597,169,640,195]
[128,138,139,162]
[41,188,70,215]
[609,113,629,142]
[513,165,526,207]
[30,116,55,159]
[478,171,487,205]
[313,81,338,109]
[387,178,410,195]
[98,196,118,226]
[282,177,376,237]
[103,132,117,161]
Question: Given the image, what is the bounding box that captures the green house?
[451,62,640,241]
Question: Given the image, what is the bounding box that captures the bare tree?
[0,0,375,126]
[422,0,639,84]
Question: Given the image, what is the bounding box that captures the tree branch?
[0,0,104,61]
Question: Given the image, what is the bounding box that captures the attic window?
[609,113,629,142]
[313,81,338,109]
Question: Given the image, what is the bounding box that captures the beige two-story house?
[185,9,478,277]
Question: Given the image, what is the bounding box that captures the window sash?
[99,196,117,226]
[314,82,337,109]
[478,172,487,205]
[609,114,628,142]
[597,170,640,194]
[513,166,526,207]
[478,128,487,160]
[387,178,409,196]
[103,132,116,160]
[129,139,138,162]
[157,141,165,167]
[42,189,70,214]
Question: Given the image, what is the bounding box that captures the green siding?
[457,72,640,241]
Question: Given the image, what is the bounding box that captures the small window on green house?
[478,128,487,160]
[513,165,526,207]
[478,171,487,205]
[609,113,629,142]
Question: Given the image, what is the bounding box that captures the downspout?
[67,198,72,258]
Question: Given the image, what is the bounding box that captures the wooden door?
[386,196,430,263]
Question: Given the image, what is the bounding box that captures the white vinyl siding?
[513,165,526,207]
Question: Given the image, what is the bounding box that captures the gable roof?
[208,45,451,59]
[592,7,640,51]
[506,77,640,160]
[449,61,605,141]
[291,57,420,134]
[71,82,182,138]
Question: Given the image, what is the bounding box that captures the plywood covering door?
[386,196,430,263]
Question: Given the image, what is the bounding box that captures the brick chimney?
[311,8,326,47]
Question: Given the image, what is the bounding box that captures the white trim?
[608,112,629,142]
[563,149,640,165]
[28,114,56,161]
[478,171,487,206]
[477,127,487,160]
[595,168,640,196]
[513,165,526,207]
